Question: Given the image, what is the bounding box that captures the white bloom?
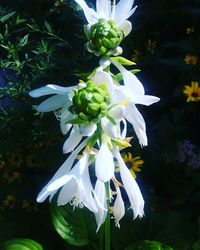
[75,0,137,36]
[93,69,160,146]
[114,147,144,219]
[113,185,125,228]
[95,142,115,182]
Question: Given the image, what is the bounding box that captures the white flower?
[75,0,137,56]
[75,0,136,33]
[92,69,160,146]
[114,147,144,219]
[113,185,125,228]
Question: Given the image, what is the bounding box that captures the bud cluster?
[69,81,110,121]
[86,19,124,56]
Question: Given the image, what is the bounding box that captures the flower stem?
[105,181,110,250]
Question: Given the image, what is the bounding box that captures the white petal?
[95,143,114,182]
[79,123,97,136]
[57,178,77,206]
[36,138,89,202]
[78,155,98,213]
[60,111,74,134]
[29,84,71,97]
[113,186,125,227]
[125,104,147,146]
[119,87,160,106]
[115,0,136,24]
[94,180,107,232]
[96,0,111,19]
[63,128,82,154]
[92,70,114,93]
[36,95,67,112]
[112,62,144,95]
[101,117,119,139]
[47,175,73,192]
[75,0,99,24]
[109,106,125,120]
[117,20,132,37]
[114,149,144,219]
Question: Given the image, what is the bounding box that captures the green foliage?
[125,240,173,250]
[0,238,43,250]
[50,203,98,248]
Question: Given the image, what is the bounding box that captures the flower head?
[184,55,198,65]
[122,152,143,178]
[183,81,200,102]
[75,0,137,56]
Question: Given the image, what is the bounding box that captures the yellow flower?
[0,195,16,210]
[8,149,23,167]
[122,152,144,178]
[183,81,200,102]
[186,27,194,35]
[4,171,22,183]
[22,199,38,212]
[26,154,39,168]
[0,160,6,169]
[131,49,142,62]
[145,39,156,53]
[184,55,198,65]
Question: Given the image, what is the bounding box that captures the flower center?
[69,81,110,121]
[88,19,124,56]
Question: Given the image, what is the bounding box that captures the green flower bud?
[87,19,124,56]
[69,82,110,122]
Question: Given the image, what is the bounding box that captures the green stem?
[105,181,110,250]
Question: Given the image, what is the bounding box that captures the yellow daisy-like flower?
[122,152,144,178]
[183,81,200,102]
[184,55,198,65]
[186,27,194,34]
[131,49,142,62]
[145,39,157,53]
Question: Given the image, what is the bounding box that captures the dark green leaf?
[0,11,16,23]
[125,240,173,250]
[51,204,96,247]
[0,238,43,250]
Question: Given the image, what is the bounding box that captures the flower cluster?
[29,0,160,230]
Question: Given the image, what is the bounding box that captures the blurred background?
[0,0,200,249]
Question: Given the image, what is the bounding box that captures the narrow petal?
[36,95,67,112]
[79,123,97,136]
[114,148,144,219]
[92,70,114,93]
[95,143,115,182]
[94,180,107,232]
[57,178,77,206]
[75,0,99,24]
[36,138,89,202]
[124,104,147,146]
[117,20,132,37]
[115,0,136,24]
[96,0,111,19]
[29,84,71,97]
[119,87,160,106]
[112,62,144,95]
[63,128,83,154]
[113,186,125,227]
[101,117,119,139]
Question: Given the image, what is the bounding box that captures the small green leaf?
[0,238,43,250]
[111,56,136,66]
[115,69,141,81]
[19,34,29,47]
[0,11,16,23]
[125,240,173,250]
[45,21,53,33]
[51,204,95,247]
